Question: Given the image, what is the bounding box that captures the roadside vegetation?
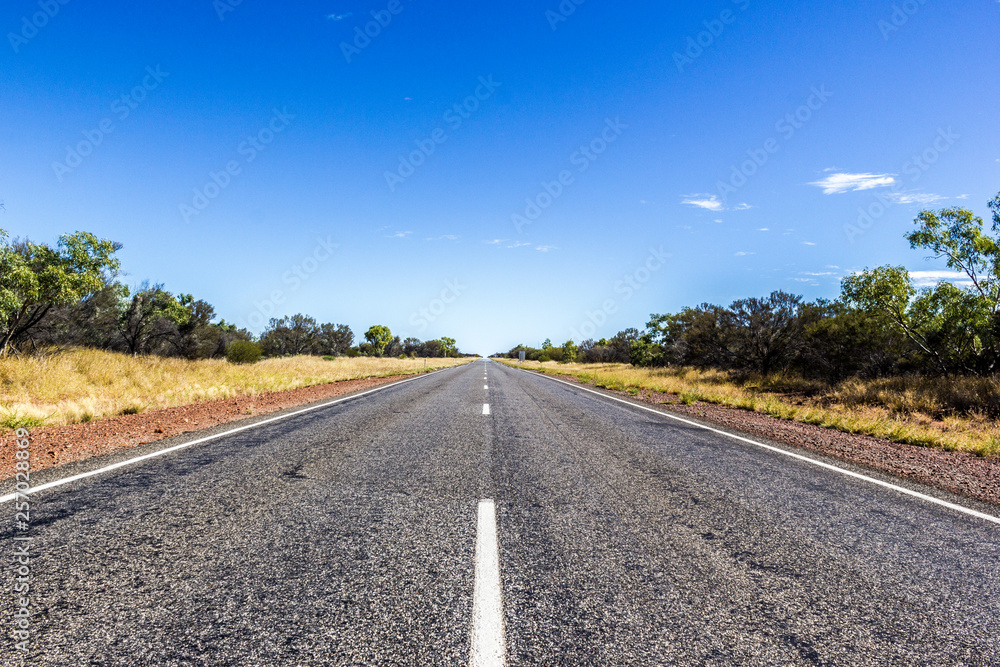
[499,359,1000,457]
[497,192,1000,457]
[0,349,470,429]
[0,223,475,429]
[0,226,468,362]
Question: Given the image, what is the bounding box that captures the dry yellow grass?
[499,360,1000,457]
[0,349,472,429]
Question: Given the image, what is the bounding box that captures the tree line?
[500,191,1000,380]
[0,228,464,361]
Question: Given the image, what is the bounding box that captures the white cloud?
[535,245,556,252]
[327,13,353,20]
[733,202,753,210]
[956,194,970,200]
[801,271,837,276]
[757,227,770,232]
[682,194,724,211]
[809,172,896,194]
[910,270,973,287]
[426,234,459,241]
[734,251,754,256]
[802,241,816,246]
[387,231,412,238]
[507,241,531,248]
[485,238,506,245]
[888,192,946,205]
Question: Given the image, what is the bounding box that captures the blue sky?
[2,0,998,355]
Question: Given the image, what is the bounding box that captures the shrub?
[226,340,262,364]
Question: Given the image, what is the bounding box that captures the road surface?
[3,359,999,665]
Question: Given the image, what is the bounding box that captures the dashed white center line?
[484,385,488,390]
[482,404,490,415]
[470,499,506,667]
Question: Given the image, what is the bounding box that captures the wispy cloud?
[809,172,896,194]
[734,251,754,256]
[682,194,752,212]
[386,230,412,238]
[484,238,506,245]
[682,194,724,211]
[327,13,353,20]
[426,234,459,241]
[535,245,556,252]
[757,227,770,232]
[887,192,946,205]
[802,241,816,246]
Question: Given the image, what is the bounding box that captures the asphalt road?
[3,359,1000,665]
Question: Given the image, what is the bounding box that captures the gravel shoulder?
[539,370,1000,507]
[0,373,417,480]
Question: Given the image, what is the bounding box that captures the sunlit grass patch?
[0,349,472,429]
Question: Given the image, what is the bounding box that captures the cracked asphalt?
[3,359,999,665]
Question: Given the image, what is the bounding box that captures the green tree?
[561,340,577,363]
[0,229,121,356]
[440,337,457,357]
[904,205,1000,317]
[117,283,189,355]
[724,291,803,375]
[364,325,393,356]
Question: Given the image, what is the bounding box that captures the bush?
[226,340,262,364]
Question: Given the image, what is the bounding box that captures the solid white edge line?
[482,404,491,415]
[1,366,461,504]
[470,498,506,667]
[518,368,1000,527]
